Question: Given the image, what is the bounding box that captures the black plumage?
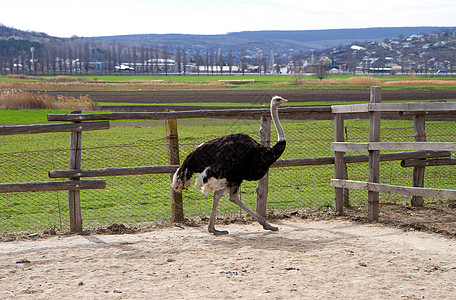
[177,133,285,189]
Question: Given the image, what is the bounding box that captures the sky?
[1,0,456,38]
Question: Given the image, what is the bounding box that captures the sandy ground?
[1,218,456,299]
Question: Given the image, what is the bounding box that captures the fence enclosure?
[0,121,109,231]
[332,86,456,220]
[2,93,456,233]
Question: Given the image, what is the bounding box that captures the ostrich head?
[271,95,288,108]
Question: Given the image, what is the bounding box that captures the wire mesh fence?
[1,116,456,234]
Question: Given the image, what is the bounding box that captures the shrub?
[346,76,382,86]
[383,80,456,86]
[0,89,53,109]
[319,78,343,85]
[0,89,96,110]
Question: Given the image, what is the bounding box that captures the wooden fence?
[47,106,336,227]
[331,86,456,220]
[0,118,109,232]
[2,98,453,233]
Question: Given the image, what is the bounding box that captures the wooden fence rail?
[48,150,451,179]
[0,121,109,135]
[0,180,106,193]
[47,106,332,122]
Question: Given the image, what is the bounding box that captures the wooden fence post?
[412,114,426,206]
[68,111,83,232]
[368,86,381,220]
[256,116,271,217]
[165,114,184,222]
[334,113,345,214]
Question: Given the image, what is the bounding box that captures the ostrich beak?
[280,99,288,103]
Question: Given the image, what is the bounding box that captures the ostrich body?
[171,96,287,235]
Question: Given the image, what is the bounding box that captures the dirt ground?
[1,217,456,299]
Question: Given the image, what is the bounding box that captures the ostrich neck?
[271,105,285,142]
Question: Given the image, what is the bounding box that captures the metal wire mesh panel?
[1,117,456,234]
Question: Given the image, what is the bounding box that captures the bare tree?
[61,46,67,74]
[42,47,48,75]
[195,50,201,75]
[68,46,73,75]
[274,52,281,74]
[132,45,137,74]
[0,51,3,75]
[209,48,214,75]
[163,45,169,75]
[312,63,327,79]
[205,49,209,75]
[176,46,182,74]
[50,46,57,75]
[262,55,268,74]
[8,47,14,74]
[83,42,90,74]
[218,49,224,75]
[154,47,159,74]
[240,48,246,75]
[182,48,187,75]
[227,50,233,75]
[117,44,123,74]
[140,46,145,74]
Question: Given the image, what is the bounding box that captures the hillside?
[0,25,62,44]
[1,24,455,54]
[88,27,456,52]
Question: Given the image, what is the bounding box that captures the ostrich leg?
[229,187,278,232]
[208,190,228,235]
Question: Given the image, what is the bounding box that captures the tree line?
[0,40,280,76]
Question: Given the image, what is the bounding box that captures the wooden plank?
[165,115,184,223]
[0,121,110,135]
[331,142,369,152]
[0,180,106,193]
[48,151,451,179]
[332,142,456,152]
[331,104,369,114]
[412,114,426,206]
[68,111,83,233]
[334,113,346,213]
[368,86,381,221]
[256,116,271,217]
[369,102,456,112]
[401,158,456,168]
[47,106,332,122]
[332,102,456,114]
[369,142,456,151]
[49,165,180,178]
[331,179,456,199]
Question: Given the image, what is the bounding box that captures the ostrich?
[171,96,287,235]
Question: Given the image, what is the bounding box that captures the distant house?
[351,45,366,51]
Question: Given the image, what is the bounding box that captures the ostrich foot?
[209,228,229,235]
[263,224,279,231]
